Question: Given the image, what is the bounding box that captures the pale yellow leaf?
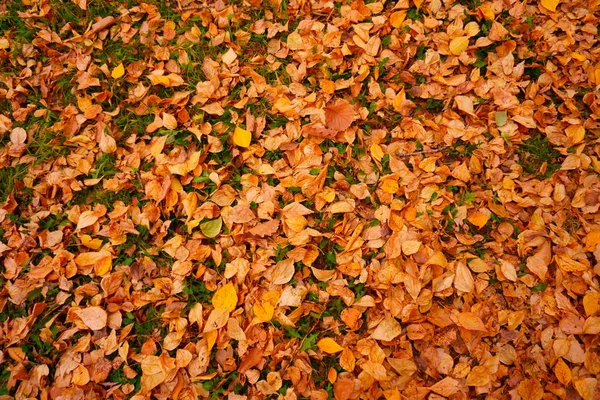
[162,112,177,130]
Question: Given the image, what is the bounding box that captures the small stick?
[396,145,450,158]
[180,4,214,10]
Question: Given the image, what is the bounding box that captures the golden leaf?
[456,312,486,331]
[449,36,469,55]
[574,378,597,400]
[111,62,125,79]
[233,126,252,147]
[80,234,102,250]
[585,231,600,251]
[381,178,399,194]
[253,302,274,322]
[565,124,585,144]
[466,366,490,387]
[401,240,421,255]
[72,365,90,386]
[583,292,600,316]
[317,338,344,354]
[540,0,559,12]
[212,283,237,312]
[517,378,544,400]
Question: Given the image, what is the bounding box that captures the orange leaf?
[317,338,344,354]
[467,210,489,229]
[553,358,572,384]
[456,312,486,331]
[325,99,354,132]
[517,378,543,400]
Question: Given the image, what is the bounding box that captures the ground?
[1,0,600,399]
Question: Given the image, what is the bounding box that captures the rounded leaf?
[201,218,222,238]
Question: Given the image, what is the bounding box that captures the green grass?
[517,134,562,178]
[0,164,30,203]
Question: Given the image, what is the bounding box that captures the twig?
[396,145,450,158]
[180,4,214,10]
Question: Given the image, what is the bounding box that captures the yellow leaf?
[233,126,252,147]
[449,36,469,56]
[111,63,125,79]
[212,283,237,312]
[540,0,559,12]
[80,234,103,250]
[317,338,344,354]
[370,143,384,162]
[413,0,424,9]
[253,302,274,322]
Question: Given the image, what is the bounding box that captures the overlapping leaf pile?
[1,0,600,398]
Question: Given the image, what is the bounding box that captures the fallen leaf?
[371,317,402,341]
[540,0,559,12]
[212,283,237,312]
[75,306,108,330]
[317,338,344,354]
[325,99,354,131]
[233,126,252,147]
[449,36,469,55]
[111,62,125,79]
[201,218,222,238]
